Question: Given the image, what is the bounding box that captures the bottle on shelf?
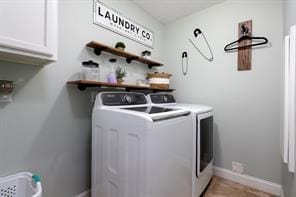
[107,59,117,83]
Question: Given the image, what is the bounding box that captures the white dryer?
[147,93,214,197]
[92,92,194,197]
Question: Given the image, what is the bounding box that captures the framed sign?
[93,0,154,48]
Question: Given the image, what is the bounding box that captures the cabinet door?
[0,0,57,58]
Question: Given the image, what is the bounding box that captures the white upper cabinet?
[0,0,57,65]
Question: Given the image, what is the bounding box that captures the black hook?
[193,28,202,37]
[240,24,249,35]
[109,58,117,63]
[182,52,188,58]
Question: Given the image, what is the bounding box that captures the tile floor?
[202,176,276,197]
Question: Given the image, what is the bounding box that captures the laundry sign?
[93,1,154,48]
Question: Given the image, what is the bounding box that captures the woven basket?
[147,72,172,78]
[147,72,171,89]
[150,84,169,89]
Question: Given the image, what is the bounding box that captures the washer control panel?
[101,92,147,106]
[122,94,133,104]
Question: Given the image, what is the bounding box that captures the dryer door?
[196,112,213,177]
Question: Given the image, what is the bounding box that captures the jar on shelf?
[81,60,100,81]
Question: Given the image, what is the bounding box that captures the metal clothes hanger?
[182,52,188,75]
[224,25,269,52]
[189,28,214,62]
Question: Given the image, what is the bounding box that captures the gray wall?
[282,0,296,196]
[0,0,288,196]
[163,0,283,183]
[0,0,163,196]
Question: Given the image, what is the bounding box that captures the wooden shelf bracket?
[148,63,158,69]
[77,84,88,91]
[126,56,139,64]
[94,47,107,56]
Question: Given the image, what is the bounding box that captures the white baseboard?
[75,189,90,197]
[214,166,283,196]
[74,168,285,197]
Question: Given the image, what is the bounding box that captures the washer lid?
[119,106,191,121]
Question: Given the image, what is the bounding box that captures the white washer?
[92,92,194,197]
[147,93,214,197]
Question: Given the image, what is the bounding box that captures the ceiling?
[130,0,226,24]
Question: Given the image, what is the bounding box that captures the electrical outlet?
[232,161,244,174]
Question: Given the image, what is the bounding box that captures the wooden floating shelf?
[67,80,174,92]
[86,41,163,68]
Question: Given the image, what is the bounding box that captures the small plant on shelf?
[115,42,126,51]
[116,67,127,84]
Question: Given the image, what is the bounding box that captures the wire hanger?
[189,28,214,62]
[224,24,269,52]
[182,52,188,75]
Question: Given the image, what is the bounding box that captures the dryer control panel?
[149,94,176,104]
[101,92,147,106]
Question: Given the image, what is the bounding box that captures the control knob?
[123,95,132,103]
[163,95,168,103]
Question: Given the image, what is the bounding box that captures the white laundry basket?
[0,172,42,197]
